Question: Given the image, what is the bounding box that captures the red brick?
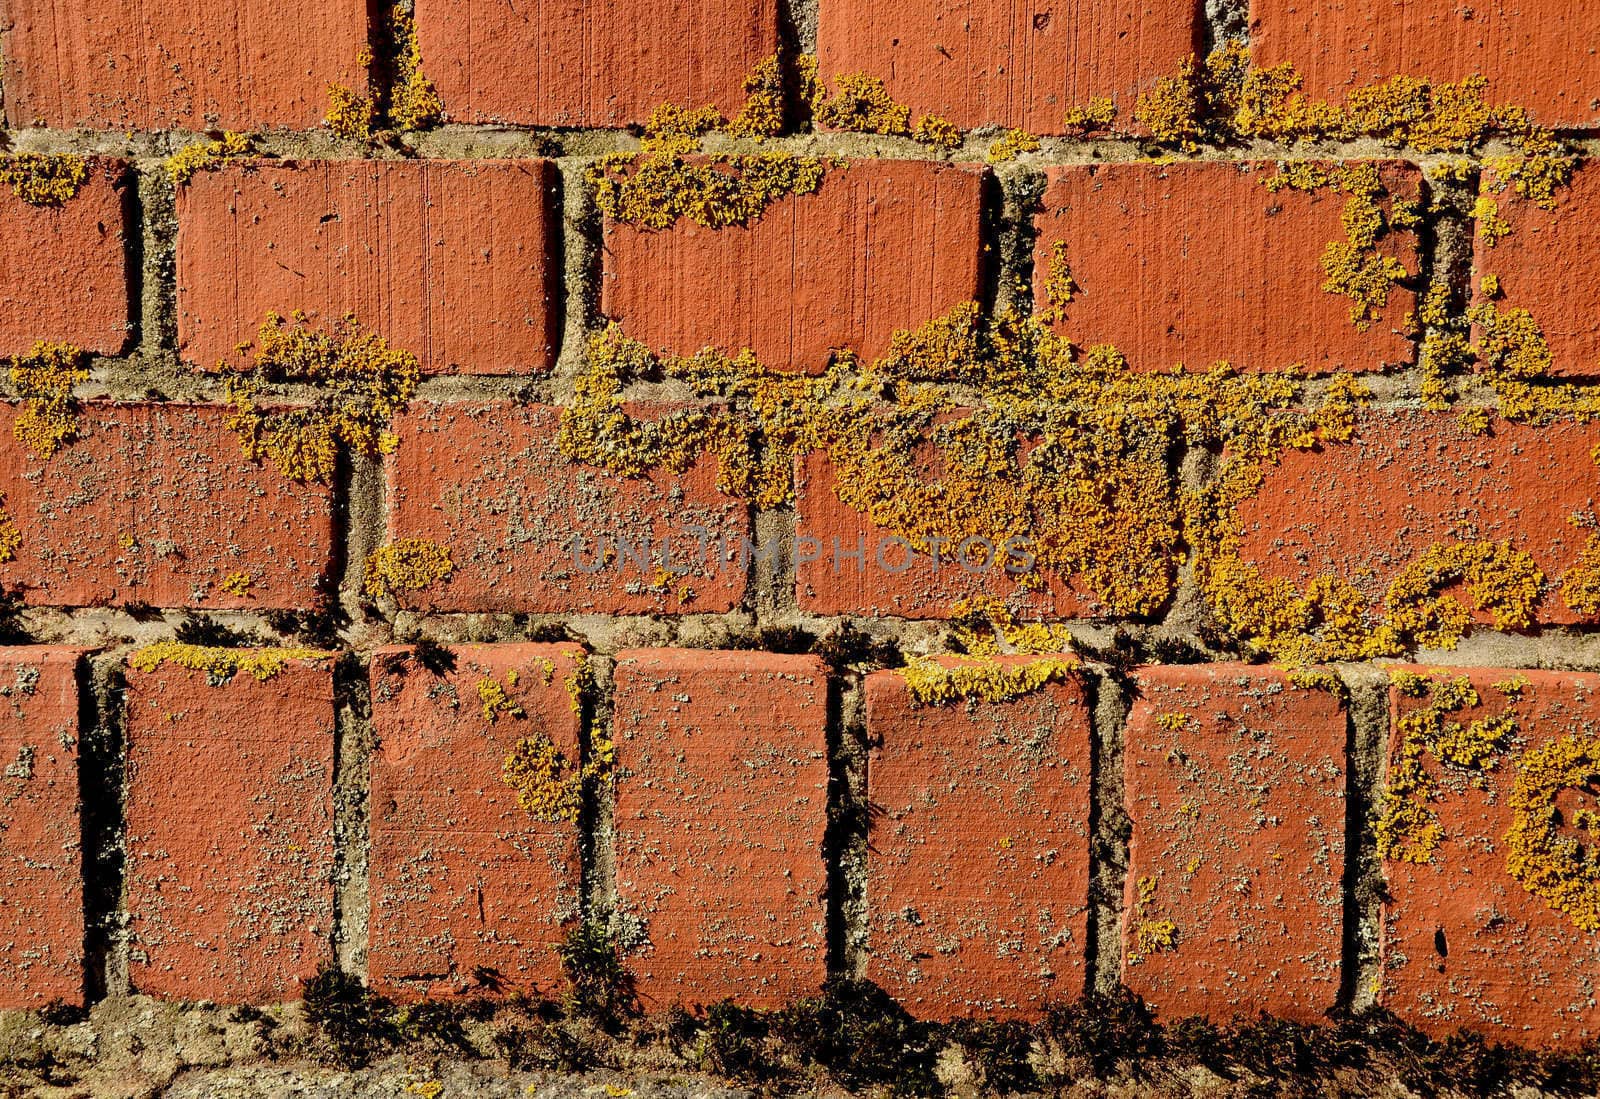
[1234,411,1598,627]
[125,653,335,1002]
[415,0,777,127]
[369,643,586,1000]
[0,648,83,1008]
[1034,161,1420,373]
[0,160,131,357]
[794,447,1098,619]
[1473,161,1600,377]
[0,0,368,130]
[1382,667,1600,1046]
[177,160,560,375]
[816,0,1199,133]
[0,402,333,610]
[601,160,988,373]
[1124,664,1347,1023]
[864,661,1090,1019]
[1251,0,1600,128]
[385,403,747,614]
[612,649,829,1008]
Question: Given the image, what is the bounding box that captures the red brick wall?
[1,0,1599,1059]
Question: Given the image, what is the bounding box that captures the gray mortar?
[1084,668,1131,997]
[1337,665,1391,1013]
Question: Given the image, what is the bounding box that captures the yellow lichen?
[1506,734,1600,932]
[726,54,785,138]
[910,114,962,151]
[164,132,256,186]
[0,153,89,206]
[502,734,584,823]
[1062,97,1116,132]
[1562,531,1600,616]
[363,538,452,600]
[811,72,911,135]
[897,655,1078,707]
[1156,711,1191,732]
[986,128,1041,163]
[1383,539,1544,649]
[1129,876,1178,964]
[219,572,255,597]
[326,81,376,141]
[389,6,443,131]
[129,641,330,684]
[9,341,88,459]
[222,312,419,483]
[590,150,831,230]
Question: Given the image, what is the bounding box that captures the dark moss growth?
[172,613,263,649]
[522,621,574,644]
[493,1016,608,1072]
[556,920,636,1027]
[813,622,903,671]
[409,637,458,675]
[1041,987,1161,1079]
[772,979,941,1096]
[670,999,785,1089]
[947,1018,1039,1094]
[301,964,396,1068]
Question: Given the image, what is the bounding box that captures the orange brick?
[0,0,368,130]
[384,403,747,615]
[1251,0,1600,128]
[0,648,84,1008]
[369,643,586,1001]
[1034,161,1420,372]
[1234,411,1599,627]
[1382,667,1600,1046]
[0,160,131,356]
[125,653,335,1002]
[177,160,561,375]
[864,661,1091,1019]
[794,447,1099,619]
[602,160,988,372]
[0,402,334,610]
[816,0,1199,133]
[612,649,829,1008]
[1124,664,1347,1023]
[1473,160,1600,377]
[415,0,778,127]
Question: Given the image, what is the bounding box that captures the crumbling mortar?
[1337,666,1390,1013]
[825,671,870,979]
[81,652,129,1001]
[1084,664,1131,997]
[330,649,373,975]
[582,654,619,926]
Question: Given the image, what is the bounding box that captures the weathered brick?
[177,159,561,375]
[125,653,335,1002]
[0,0,368,130]
[1034,161,1420,372]
[1251,0,1600,128]
[1473,161,1600,377]
[816,0,1199,133]
[0,160,131,357]
[1382,667,1600,1046]
[369,643,587,1001]
[0,402,334,609]
[1124,664,1346,1022]
[612,649,829,1008]
[384,403,747,614]
[415,0,778,127]
[0,648,83,1009]
[1234,411,1599,627]
[601,160,988,372]
[794,448,1097,619]
[864,661,1091,1019]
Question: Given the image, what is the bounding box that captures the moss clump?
[363,538,452,600]
[389,7,443,131]
[1506,734,1600,932]
[129,641,330,684]
[556,921,635,1023]
[164,132,256,186]
[0,154,89,206]
[8,341,88,459]
[222,312,419,484]
[987,128,1041,162]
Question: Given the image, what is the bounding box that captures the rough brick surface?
[1250,0,1600,128]
[0,0,368,130]
[1035,161,1420,373]
[369,643,586,1001]
[0,648,83,1009]
[864,662,1091,1019]
[385,403,747,614]
[415,0,778,127]
[601,161,988,372]
[0,402,334,609]
[1124,664,1346,1023]
[125,655,335,1002]
[816,0,1199,133]
[1383,668,1600,1046]
[1473,161,1600,377]
[794,448,1099,619]
[1234,411,1598,626]
[0,160,131,356]
[612,649,829,1008]
[177,160,561,375]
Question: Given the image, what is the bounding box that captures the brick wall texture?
[2,0,1600,1064]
